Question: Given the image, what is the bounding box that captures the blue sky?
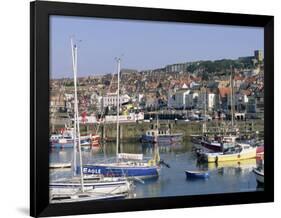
[50,15,263,78]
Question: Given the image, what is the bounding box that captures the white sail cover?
[117,153,143,160]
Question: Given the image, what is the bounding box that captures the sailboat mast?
[202,82,207,134]
[116,58,121,157]
[72,40,84,192]
[204,82,207,118]
[71,38,77,176]
[230,66,234,127]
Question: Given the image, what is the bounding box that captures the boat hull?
[253,168,264,185]
[81,164,159,179]
[201,140,222,152]
[50,180,131,195]
[206,148,257,163]
[141,134,182,144]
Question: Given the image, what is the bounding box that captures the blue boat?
[80,163,160,179]
[185,170,209,179]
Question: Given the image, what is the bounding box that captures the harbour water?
[50,140,262,198]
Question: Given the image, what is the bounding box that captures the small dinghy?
[185,170,209,179]
[50,162,72,169]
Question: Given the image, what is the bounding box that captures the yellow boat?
[207,158,257,170]
[204,144,257,163]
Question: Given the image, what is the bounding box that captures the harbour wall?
[51,120,264,142]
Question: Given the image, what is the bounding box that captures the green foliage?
[186,59,254,77]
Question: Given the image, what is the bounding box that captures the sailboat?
[81,58,160,179]
[49,39,132,203]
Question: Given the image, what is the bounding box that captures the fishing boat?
[50,39,132,203]
[199,68,242,153]
[141,128,182,144]
[200,135,238,152]
[50,128,91,148]
[81,58,162,179]
[50,132,99,148]
[202,143,257,163]
[49,128,75,148]
[185,170,209,179]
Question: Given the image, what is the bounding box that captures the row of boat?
[192,133,264,163]
[190,133,264,185]
[50,128,100,148]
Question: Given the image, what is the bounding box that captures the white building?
[170,89,190,109]
[198,93,218,111]
[184,92,199,108]
[102,93,130,108]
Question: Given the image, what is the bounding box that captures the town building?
[169,89,190,109]
[165,63,188,73]
[102,92,131,108]
[197,90,218,111]
[184,92,199,109]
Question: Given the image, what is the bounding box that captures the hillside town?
[50,50,264,126]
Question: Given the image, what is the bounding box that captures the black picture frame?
[30,1,274,217]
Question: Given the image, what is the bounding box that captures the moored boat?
[201,143,257,163]
[50,162,72,169]
[50,132,100,149]
[141,128,182,144]
[185,170,209,179]
[252,167,264,185]
[50,176,133,195]
[200,135,238,152]
[82,162,160,179]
